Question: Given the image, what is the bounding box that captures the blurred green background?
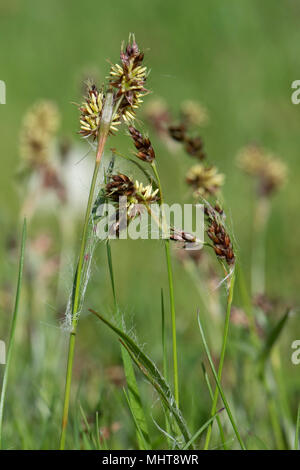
[0,0,299,449]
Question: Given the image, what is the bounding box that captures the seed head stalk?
[204,269,235,450]
[59,93,114,450]
[151,161,179,406]
[251,196,270,296]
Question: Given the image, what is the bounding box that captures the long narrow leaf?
[201,362,227,449]
[0,219,27,449]
[119,339,192,447]
[258,309,291,367]
[123,388,148,450]
[182,409,224,450]
[89,308,192,447]
[105,242,151,450]
[198,313,246,450]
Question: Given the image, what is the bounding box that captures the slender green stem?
[252,197,286,448]
[295,403,300,450]
[201,363,227,449]
[161,289,168,381]
[262,372,285,449]
[204,270,235,450]
[251,196,270,296]
[59,93,114,450]
[236,262,260,348]
[198,312,246,450]
[151,161,179,406]
[0,219,27,449]
[164,239,179,406]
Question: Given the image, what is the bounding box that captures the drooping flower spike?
[128,126,155,163]
[205,203,235,267]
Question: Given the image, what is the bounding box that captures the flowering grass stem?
[59,94,114,450]
[151,161,179,406]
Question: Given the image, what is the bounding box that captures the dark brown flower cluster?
[105,174,159,204]
[168,124,205,160]
[169,227,197,243]
[129,126,155,163]
[105,174,135,201]
[104,173,159,238]
[205,204,235,266]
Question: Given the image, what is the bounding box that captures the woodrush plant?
[57,33,250,451]
[90,114,242,448]
[60,35,149,449]
[0,32,296,451]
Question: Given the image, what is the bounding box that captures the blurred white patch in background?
[0,340,5,364]
[0,80,6,104]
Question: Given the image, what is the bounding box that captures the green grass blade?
[235,262,259,348]
[161,288,172,445]
[201,362,227,449]
[105,242,151,450]
[79,402,97,449]
[106,241,117,307]
[89,308,192,447]
[161,289,168,382]
[0,219,27,449]
[123,388,148,450]
[95,411,102,450]
[197,313,246,450]
[295,403,300,450]
[256,312,289,449]
[121,346,150,450]
[119,339,192,448]
[182,410,224,450]
[258,309,291,367]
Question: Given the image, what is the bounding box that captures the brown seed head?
[184,136,205,159]
[205,204,235,266]
[186,164,224,198]
[105,174,135,201]
[168,124,186,142]
[168,123,206,160]
[237,144,287,197]
[129,126,155,163]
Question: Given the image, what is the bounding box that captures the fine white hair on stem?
[213,265,235,292]
[61,213,99,331]
[151,413,180,448]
